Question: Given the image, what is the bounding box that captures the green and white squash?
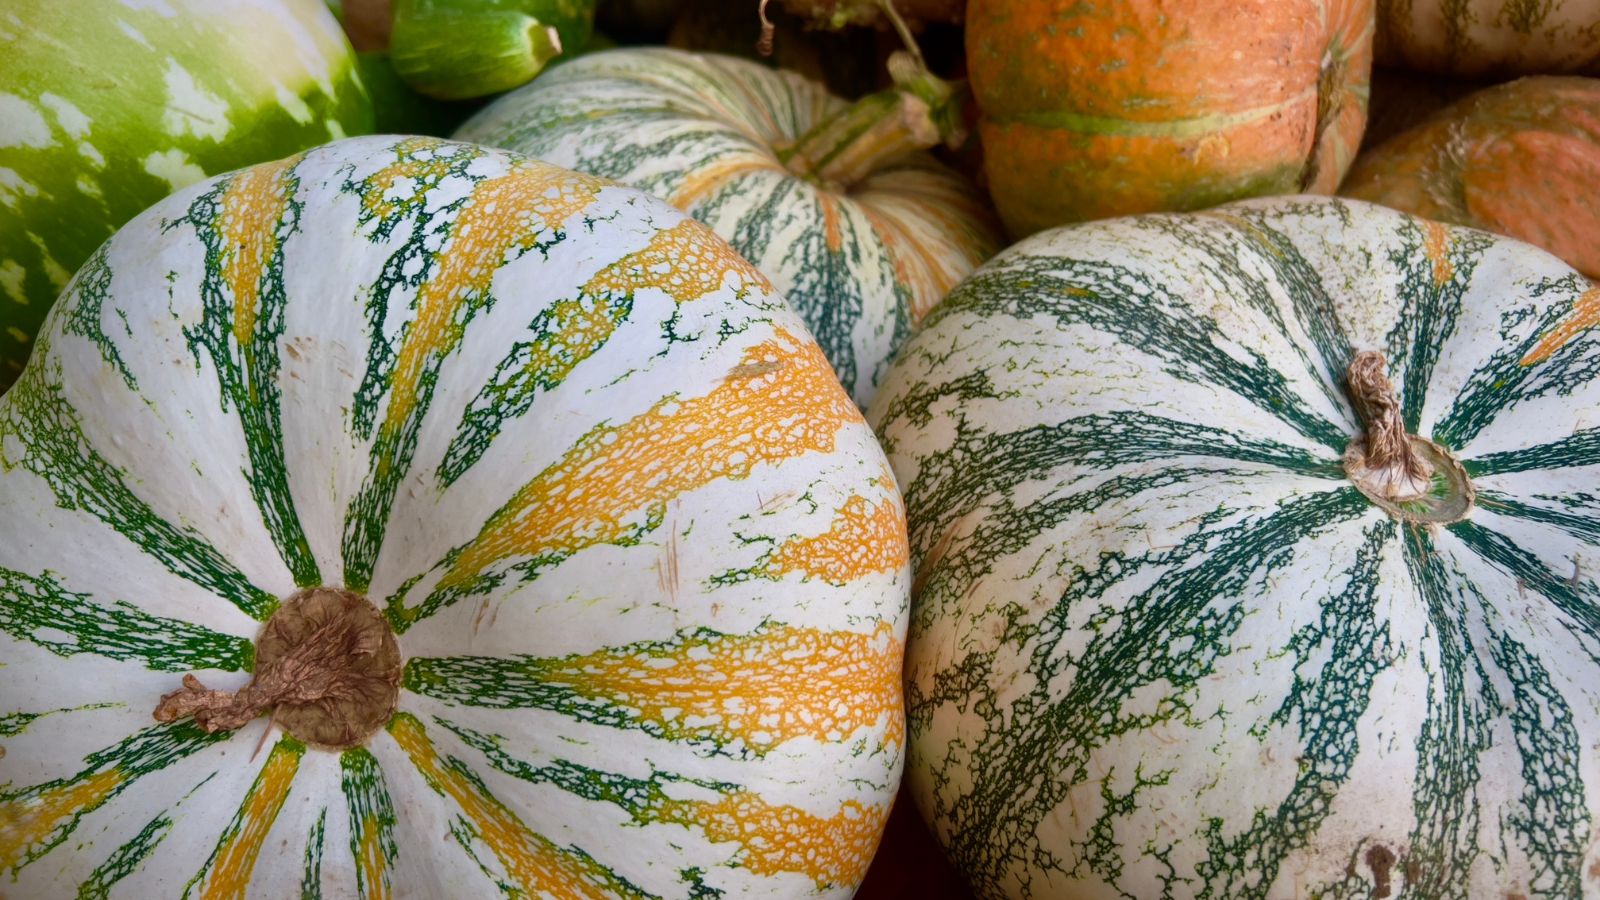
[454,46,1002,407]
[0,0,373,392]
[0,136,909,898]
[868,196,1600,898]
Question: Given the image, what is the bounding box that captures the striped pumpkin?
[0,136,909,898]
[454,46,1002,407]
[1343,75,1600,280]
[965,0,1375,237]
[1376,0,1600,76]
[868,196,1600,898]
[0,0,373,393]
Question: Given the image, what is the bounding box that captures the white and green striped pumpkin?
[454,46,1003,407]
[0,0,373,393]
[0,136,909,898]
[868,196,1600,898]
[1376,0,1600,76]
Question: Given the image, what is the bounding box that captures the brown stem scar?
[154,587,402,750]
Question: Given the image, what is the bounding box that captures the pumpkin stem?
[780,50,966,189]
[153,588,402,750]
[1343,351,1475,524]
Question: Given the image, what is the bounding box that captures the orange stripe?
[583,218,772,303]
[1522,285,1600,365]
[218,157,298,356]
[762,492,909,583]
[661,791,890,888]
[1423,220,1454,285]
[0,770,124,870]
[542,621,905,752]
[387,714,627,898]
[669,157,783,209]
[196,740,303,900]
[440,326,857,590]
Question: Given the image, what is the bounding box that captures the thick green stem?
[780,50,967,189]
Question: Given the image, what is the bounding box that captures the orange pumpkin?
[1342,75,1600,279]
[966,0,1375,237]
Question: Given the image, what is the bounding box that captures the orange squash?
[1342,75,1600,279]
[966,0,1375,237]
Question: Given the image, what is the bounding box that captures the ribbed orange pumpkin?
[1342,75,1600,279]
[966,0,1375,237]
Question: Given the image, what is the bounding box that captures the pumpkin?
[965,0,1375,237]
[0,0,373,393]
[0,136,909,898]
[453,46,1002,407]
[1376,0,1600,77]
[1343,75,1600,280]
[867,195,1600,898]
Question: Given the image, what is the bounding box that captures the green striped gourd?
[0,0,373,393]
[0,136,909,898]
[454,46,1002,407]
[868,196,1600,898]
[1376,0,1600,76]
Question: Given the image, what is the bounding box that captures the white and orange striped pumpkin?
[0,136,909,898]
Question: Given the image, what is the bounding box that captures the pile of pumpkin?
[2,0,1597,897]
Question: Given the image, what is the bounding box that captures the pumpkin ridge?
[340,747,398,900]
[184,736,304,898]
[77,809,174,897]
[0,356,277,620]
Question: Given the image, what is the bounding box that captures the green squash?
[0,0,373,392]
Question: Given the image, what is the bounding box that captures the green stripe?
[930,255,1349,450]
[0,702,118,737]
[1382,221,1495,433]
[1001,91,1312,138]
[1450,521,1600,654]
[76,813,173,899]
[301,809,326,900]
[1476,489,1600,545]
[175,171,319,588]
[439,291,635,486]
[1464,428,1600,477]
[1198,520,1395,897]
[340,748,397,899]
[0,566,252,672]
[0,356,276,619]
[923,488,1368,896]
[1,721,228,876]
[339,140,494,591]
[58,245,137,391]
[1434,272,1600,449]
[900,409,1342,569]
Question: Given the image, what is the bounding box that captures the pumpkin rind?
[868,196,1600,899]
[1342,75,1600,280]
[0,136,908,898]
[1375,0,1600,76]
[965,0,1375,237]
[453,46,1002,408]
[0,0,373,392]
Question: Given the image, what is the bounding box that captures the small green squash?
[870,195,1600,899]
[0,136,908,898]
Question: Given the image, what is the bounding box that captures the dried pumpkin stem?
[154,587,402,750]
[1345,350,1431,499]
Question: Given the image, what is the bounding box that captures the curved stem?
[780,50,966,189]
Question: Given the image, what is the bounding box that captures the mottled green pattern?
[57,246,137,391]
[76,813,173,899]
[0,722,226,875]
[174,171,319,588]
[0,702,116,736]
[340,748,397,899]
[0,0,372,390]
[0,356,275,618]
